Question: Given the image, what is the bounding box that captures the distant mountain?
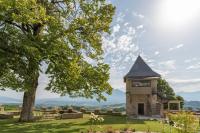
[177,91,200,101]
[35,89,126,106]
[0,89,125,106]
[184,101,200,109]
[0,96,21,104]
[1,90,199,109]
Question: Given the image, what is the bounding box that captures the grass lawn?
[0,114,178,133]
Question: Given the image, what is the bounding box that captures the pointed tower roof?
[124,56,160,81]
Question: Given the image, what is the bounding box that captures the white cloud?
[117,35,132,48]
[113,24,120,33]
[37,74,60,99]
[186,62,200,70]
[139,53,155,64]
[176,44,184,48]
[169,44,184,51]
[184,60,190,63]
[159,60,176,70]
[124,23,129,26]
[184,57,198,63]
[127,26,136,35]
[116,12,125,22]
[167,78,200,92]
[136,25,143,30]
[0,89,23,99]
[137,54,173,77]
[154,51,160,55]
[155,69,170,77]
[132,11,144,19]
[0,74,60,100]
[168,78,200,84]
[102,24,139,72]
[184,58,200,70]
[109,69,125,89]
[174,83,200,92]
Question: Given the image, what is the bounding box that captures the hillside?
[184,101,200,109]
[0,96,21,104]
[177,91,200,101]
[0,89,126,106]
[1,90,200,109]
[35,89,126,106]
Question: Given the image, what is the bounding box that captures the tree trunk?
[19,75,39,122]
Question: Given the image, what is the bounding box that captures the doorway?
[138,103,144,115]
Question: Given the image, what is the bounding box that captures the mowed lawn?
[0,114,178,133]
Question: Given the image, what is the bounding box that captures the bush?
[167,111,199,133]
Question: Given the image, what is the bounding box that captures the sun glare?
[157,0,200,29]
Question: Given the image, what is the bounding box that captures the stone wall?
[0,114,13,119]
[126,79,157,94]
[61,112,83,119]
[126,94,152,116]
[0,107,4,113]
[126,78,160,117]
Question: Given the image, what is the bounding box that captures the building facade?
[124,56,181,117]
[124,56,163,117]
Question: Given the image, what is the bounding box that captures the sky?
[1,0,200,99]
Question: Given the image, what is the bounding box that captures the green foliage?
[3,104,19,111]
[176,95,184,109]
[168,111,199,133]
[0,115,179,133]
[157,79,184,107]
[0,0,115,100]
[157,79,176,100]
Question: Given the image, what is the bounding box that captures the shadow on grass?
[0,115,156,133]
[80,115,145,126]
[104,115,146,124]
[0,118,85,133]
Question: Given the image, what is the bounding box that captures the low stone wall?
[99,112,122,116]
[61,111,83,119]
[8,111,20,116]
[0,114,14,119]
[84,110,122,116]
[0,107,4,113]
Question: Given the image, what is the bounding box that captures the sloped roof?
[124,56,160,81]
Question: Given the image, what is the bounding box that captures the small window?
[132,80,151,87]
[163,103,168,110]
[169,103,179,110]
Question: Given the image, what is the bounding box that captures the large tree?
[157,79,184,108]
[157,79,176,100]
[0,0,115,122]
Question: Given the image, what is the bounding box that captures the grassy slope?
[0,115,178,133]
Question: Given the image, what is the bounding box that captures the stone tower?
[124,56,161,117]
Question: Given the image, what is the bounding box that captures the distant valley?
[176,91,200,101]
[0,89,200,109]
[0,89,125,107]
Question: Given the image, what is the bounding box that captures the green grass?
[0,114,178,133]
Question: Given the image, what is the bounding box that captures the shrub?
[89,113,104,132]
[167,111,199,133]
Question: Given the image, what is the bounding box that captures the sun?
[157,0,200,29]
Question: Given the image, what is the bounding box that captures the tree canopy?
[0,0,115,121]
[157,79,176,100]
[157,78,184,108]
